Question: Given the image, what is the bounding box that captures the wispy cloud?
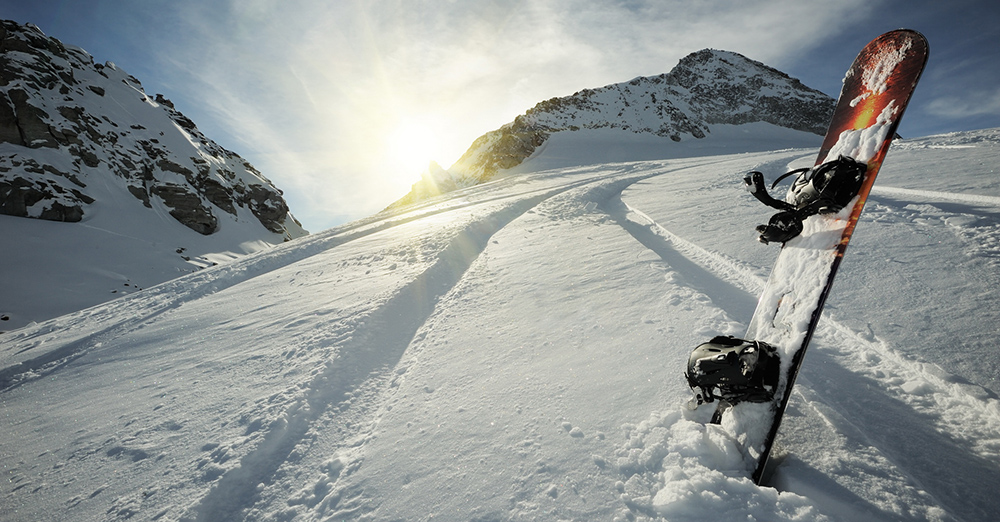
[137,0,878,229]
[926,89,1000,119]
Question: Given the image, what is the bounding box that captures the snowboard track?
[181,176,625,521]
[872,186,1000,209]
[197,163,739,521]
[0,176,585,393]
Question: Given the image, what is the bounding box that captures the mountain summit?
[393,49,834,207]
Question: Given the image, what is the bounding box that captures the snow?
[510,124,824,175]
[2,125,1000,521]
[0,38,306,332]
[859,38,913,99]
[0,194,293,332]
[823,102,897,164]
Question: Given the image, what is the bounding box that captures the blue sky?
[4,0,998,231]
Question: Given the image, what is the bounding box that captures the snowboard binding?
[685,335,780,408]
[745,155,868,244]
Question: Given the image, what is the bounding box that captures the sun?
[384,119,438,182]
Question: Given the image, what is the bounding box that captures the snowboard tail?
[688,29,928,485]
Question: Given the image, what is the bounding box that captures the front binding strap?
[744,155,868,244]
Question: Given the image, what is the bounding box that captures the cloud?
[137,0,878,230]
[926,88,1000,119]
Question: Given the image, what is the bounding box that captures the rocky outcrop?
[0,20,305,238]
[0,157,91,221]
[150,184,218,235]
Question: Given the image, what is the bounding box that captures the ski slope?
[2,127,999,522]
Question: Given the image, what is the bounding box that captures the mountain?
[2,126,999,521]
[391,49,834,208]
[0,20,307,330]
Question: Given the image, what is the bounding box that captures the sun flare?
[384,119,438,183]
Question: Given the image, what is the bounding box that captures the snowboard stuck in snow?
[685,29,929,484]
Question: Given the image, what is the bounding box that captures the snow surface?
[0,196,291,333]
[2,125,1000,521]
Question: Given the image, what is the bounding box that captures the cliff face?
[0,20,305,239]
[391,49,834,209]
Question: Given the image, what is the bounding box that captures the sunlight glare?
[385,119,439,184]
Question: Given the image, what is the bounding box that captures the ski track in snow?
[612,162,1000,521]
[869,186,1000,264]
[181,197,552,521]
[225,157,794,522]
[151,171,655,521]
[228,164,744,522]
[176,176,630,521]
[0,171,610,521]
[872,186,1000,208]
[0,174,574,393]
[262,161,745,522]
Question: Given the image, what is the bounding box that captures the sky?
[3,0,999,232]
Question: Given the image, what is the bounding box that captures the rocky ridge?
[0,20,305,238]
[393,49,834,208]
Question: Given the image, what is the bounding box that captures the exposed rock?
[127,184,151,207]
[0,19,306,238]
[6,88,58,148]
[0,91,20,143]
[0,176,45,215]
[200,176,236,215]
[156,158,193,177]
[38,200,83,221]
[154,93,174,109]
[74,146,100,167]
[0,174,91,222]
[246,184,292,234]
[151,184,218,235]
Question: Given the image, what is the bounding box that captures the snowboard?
[704,29,929,484]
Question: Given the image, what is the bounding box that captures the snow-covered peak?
[0,20,304,238]
[526,48,831,136]
[395,48,834,207]
[663,49,833,130]
[0,20,307,330]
